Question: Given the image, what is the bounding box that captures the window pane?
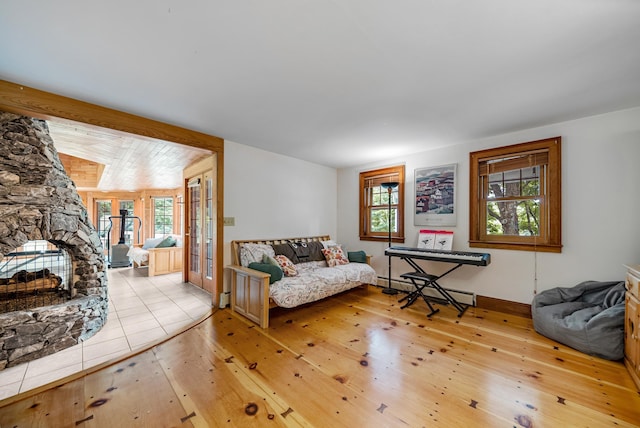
[372,187,385,207]
[522,166,541,196]
[119,200,134,244]
[389,189,398,205]
[154,197,173,237]
[370,207,397,233]
[369,185,398,233]
[486,199,540,236]
[487,173,501,198]
[487,166,540,199]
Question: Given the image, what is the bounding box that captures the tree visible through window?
[154,197,174,238]
[359,165,405,242]
[469,137,561,252]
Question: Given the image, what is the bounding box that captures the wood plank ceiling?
[47,119,211,192]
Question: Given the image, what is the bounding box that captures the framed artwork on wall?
[414,163,457,226]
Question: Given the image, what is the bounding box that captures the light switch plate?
[223,217,235,226]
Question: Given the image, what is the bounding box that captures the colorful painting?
[414,164,456,226]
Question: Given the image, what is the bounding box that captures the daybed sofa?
[127,235,183,277]
[227,235,377,328]
[531,280,626,360]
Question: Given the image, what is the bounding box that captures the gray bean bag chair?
[531,280,626,360]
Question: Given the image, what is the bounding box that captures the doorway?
[185,164,216,295]
[0,80,224,306]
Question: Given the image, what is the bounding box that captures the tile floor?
[0,267,212,400]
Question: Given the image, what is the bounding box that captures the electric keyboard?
[385,246,491,266]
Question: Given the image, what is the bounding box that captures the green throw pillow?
[347,250,367,264]
[263,254,281,267]
[248,262,283,284]
[156,235,177,248]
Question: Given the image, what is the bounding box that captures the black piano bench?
[399,271,470,318]
[399,272,441,317]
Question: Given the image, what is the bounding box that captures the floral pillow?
[239,243,275,267]
[275,255,298,277]
[321,246,350,267]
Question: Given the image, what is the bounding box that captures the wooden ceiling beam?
[0,80,224,152]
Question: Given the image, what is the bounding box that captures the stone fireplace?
[0,112,107,370]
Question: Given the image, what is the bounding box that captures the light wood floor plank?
[267,290,640,426]
[0,381,86,427]
[1,285,638,427]
[80,350,193,427]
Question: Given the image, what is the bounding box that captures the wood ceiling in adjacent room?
[57,153,104,189]
[47,119,212,192]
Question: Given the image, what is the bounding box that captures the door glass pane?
[96,200,111,252]
[177,195,184,236]
[189,186,201,274]
[206,177,213,279]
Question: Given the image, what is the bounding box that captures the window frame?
[359,165,405,243]
[469,137,562,253]
[153,196,174,238]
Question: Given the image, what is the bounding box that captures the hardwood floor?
[1,285,638,427]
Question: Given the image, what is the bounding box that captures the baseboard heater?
[219,291,230,308]
[376,276,476,306]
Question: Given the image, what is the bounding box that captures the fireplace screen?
[0,240,73,313]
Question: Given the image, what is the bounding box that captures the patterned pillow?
[321,246,350,267]
[239,243,276,267]
[275,255,298,276]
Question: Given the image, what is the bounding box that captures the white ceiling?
[1,1,640,169]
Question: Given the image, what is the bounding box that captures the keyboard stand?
[397,257,470,318]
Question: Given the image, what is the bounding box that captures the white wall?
[222,141,338,291]
[337,107,640,304]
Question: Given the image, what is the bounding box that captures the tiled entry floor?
[0,267,212,399]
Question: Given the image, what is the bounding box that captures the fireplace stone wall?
[0,112,107,370]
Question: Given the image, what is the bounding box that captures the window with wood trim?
[153,197,174,238]
[469,137,562,252]
[359,165,405,242]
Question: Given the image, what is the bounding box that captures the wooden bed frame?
[227,235,331,328]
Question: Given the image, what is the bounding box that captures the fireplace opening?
[0,240,73,314]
